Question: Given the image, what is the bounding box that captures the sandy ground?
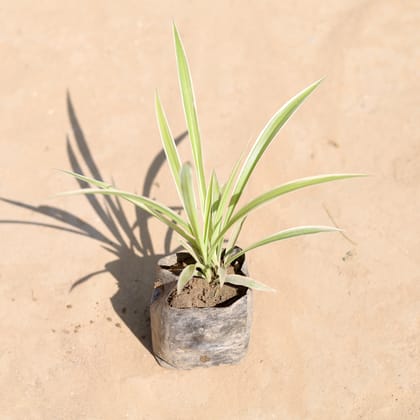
[1,1,419,419]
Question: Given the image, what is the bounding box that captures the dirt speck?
[327,139,339,148]
[342,250,356,261]
[66,304,72,309]
[115,323,121,328]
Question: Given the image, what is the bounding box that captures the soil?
[166,251,247,309]
[168,276,247,309]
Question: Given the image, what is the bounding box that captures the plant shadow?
[0,92,187,354]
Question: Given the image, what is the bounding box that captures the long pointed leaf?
[208,157,244,259]
[213,156,243,228]
[227,79,323,220]
[179,239,201,263]
[218,265,227,287]
[59,185,195,243]
[58,169,112,189]
[225,216,247,258]
[210,173,221,231]
[225,225,341,266]
[59,171,188,228]
[173,24,206,208]
[203,172,216,246]
[180,163,203,249]
[155,92,182,194]
[177,263,196,294]
[225,274,275,292]
[222,173,365,239]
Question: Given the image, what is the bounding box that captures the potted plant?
[60,25,363,369]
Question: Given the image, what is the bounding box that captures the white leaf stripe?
[226,79,323,221]
[173,24,206,209]
[155,92,182,195]
[180,163,203,250]
[225,274,275,292]
[220,173,365,242]
[225,225,341,266]
[177,264,196,294]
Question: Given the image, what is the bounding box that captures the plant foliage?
[60,25,364,293]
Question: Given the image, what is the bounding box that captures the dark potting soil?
[164,251,247,309]
[168,277,247,309]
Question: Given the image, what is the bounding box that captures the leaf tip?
[309,77,325,92]
[172,22,181,44]
[323,226,343,233]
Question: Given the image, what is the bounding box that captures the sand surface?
[1,1,419,419]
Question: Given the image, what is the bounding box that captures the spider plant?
[60,25,364,294]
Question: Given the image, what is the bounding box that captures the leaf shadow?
[0,92,187,354]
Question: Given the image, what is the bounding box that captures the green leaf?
[209,173,221,234]
[212,172,221,201]
[173,24,206,208]
[180,163,203,249]
[225,225,341,266]
[225,274,275,292]
[218,265,227,287]
[203,172,216,246]
[213,156,243,229]
[222,173,366,238]
[68,188,196,245]
[155,92,182,195]
[179,239,201,264]
[58,169,112,189]
[60,171,187,227]
[58,172,199,245]
[207,157,243,259]
[227,79,323,219]
[225,216,247,259]
[177,263,196,294]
